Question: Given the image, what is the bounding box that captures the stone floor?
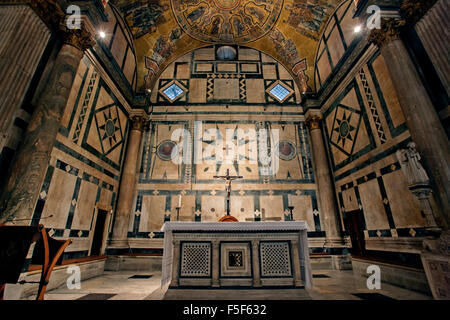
[24,270,432,300]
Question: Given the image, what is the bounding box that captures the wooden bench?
[0,224,71,300]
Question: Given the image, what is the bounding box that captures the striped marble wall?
[31,57,130,259]
[322,48,433,254]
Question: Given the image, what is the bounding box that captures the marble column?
[211,240,220,287]
[111,116,145,247]
[0,5,51,152]
[0,25,94,224]
[412,0,450,97]
[306,113,343,247]
[251,240,261,287]
[369,19,450,229]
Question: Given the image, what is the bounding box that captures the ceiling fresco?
[110,0,345,94]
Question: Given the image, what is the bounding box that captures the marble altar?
[161,222,312,289]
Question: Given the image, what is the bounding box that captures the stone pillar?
[369,19,450,228]
[305,112,343,247]
[211,240,220,287]
[0,5,51,152]
[111,116,145,247]
[251,240,261,287]
[0,25,94,223]
[290,239,303,287]
[170,239,181,287]
[412,0,450,97]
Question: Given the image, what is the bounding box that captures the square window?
[269,83,290,102]
[163,83,184,101]
[228,251,244,268]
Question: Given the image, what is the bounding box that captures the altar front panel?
[161,222,313,289]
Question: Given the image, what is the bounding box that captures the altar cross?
[213,169,243,216]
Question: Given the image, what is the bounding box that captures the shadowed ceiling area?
[110,0,346,93]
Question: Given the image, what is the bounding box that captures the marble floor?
[28,270,432,300]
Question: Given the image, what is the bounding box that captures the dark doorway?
[90,209,107,256]
[343,209,366,257]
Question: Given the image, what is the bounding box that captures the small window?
[269,83,291,102]
[163,83,184,101]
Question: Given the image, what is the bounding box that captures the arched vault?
[109,0,347,94]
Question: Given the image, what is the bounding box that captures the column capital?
[400,0,438,25]
[211,240,220,247]
[305,114,322,131]
[130,116,147,131]
[368,18,406,48]
[59,25,95,52]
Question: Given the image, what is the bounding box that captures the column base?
[107,239,130,250]
[324,237,346,248]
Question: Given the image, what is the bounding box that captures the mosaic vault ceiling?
[171,0,283,43]
[110,0,344,93]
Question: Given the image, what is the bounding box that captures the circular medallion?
[277,141,297,161]
[157,140,177,161]
[105,119,116,137]
[171,0,284,43]
[339,120,350,138]
[213,0,240,10]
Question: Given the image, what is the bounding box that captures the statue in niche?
[396,142,430,188]
[396,142,440,229]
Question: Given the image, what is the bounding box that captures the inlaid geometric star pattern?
[330,104,361,155]
[333,110,356,148]
[200,124,257,177]
[95,105,124,155]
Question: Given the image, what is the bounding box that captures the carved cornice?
[0,0,94,51]
[368,18,406,48]
[401,0,438,25]
[29,0,65,29]
[0,0,65,30]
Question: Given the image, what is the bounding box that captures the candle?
[178,194,182,208]
[288,194,292,207]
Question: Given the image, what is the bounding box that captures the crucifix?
[214,169,243,216]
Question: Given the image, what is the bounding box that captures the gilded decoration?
[170,0,284,43]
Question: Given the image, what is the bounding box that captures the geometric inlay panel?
[180,242,211,277]
[94,105,124,155]
[260,242,292,277]
[329,104,361,155]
